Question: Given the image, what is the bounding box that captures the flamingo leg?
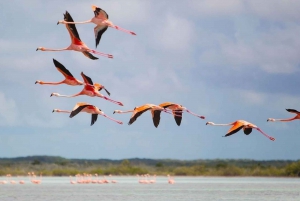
[112,25,136,35]
[186,109,205,119]
[89,49,113,58]
[102,115,123,124]
[256,128,275,141]
[103,96,123,106]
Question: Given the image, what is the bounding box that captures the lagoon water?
[0,177,299,201]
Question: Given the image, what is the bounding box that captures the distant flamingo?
[167,174,175,184]
[206,120,275,141]
[69,176,77,184]
[149,174,156,184]
[58,5,136,48]
[37,11,112,60]
[113,104,176,126]
[50,72,122,106]
[53,102,123,126]
[268,109,300,122]
[157,102,205,127]
[35,59,83,86]
[109,174,117,183]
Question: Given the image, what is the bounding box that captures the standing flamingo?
[53,102,123,126]
[50,72,123,106]
[267,109,300,122]
[35,59,84,86]
[37,11,113,59]
[155,102,205,127]
[206,120,275,141]
[113,104,175,126]
[69,176,77,184]
[58,5,136,48]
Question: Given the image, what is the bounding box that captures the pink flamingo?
[35,59,84,86]
[167,175,175,184]
[58,5,136,48]
[149,174,156,184]
[268,109,300,122]
[109,174,117,183]
[206,120,275,141]
[113,104,180,126]
[37,11,112,60]
[158,102,205,127]
[69,176,77,184]
[53,102,123,126]
[50,72,123,106]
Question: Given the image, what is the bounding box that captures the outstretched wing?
[151,110,161,128]
[53,59,74,78]
[82,51,99,60]
[286,109,300,114]
[81,72,94,85]
[225,121,244,137]
[70,104,91,118]
[92,6,109,19]
[173,110,183,126]
[128,105,152,125]
[91,114,98,126]
[94,25,108,48]
[64,11,82,44]
[159,102,175,109]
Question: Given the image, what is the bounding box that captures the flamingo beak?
[52,110,54,113]
[50,94,53,97]
[36,48,38,51]
[35,81,37,84]
[57,21,59,25]
[205,122,209,125]
[113,111,116,114]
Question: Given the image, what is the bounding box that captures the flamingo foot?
[130,32,136,35]
[117,121,123,124]
[200,116,205,119]
[269,137,276,141]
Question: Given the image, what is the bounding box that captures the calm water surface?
[0,177,299,201]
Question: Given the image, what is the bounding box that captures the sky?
[0,0,300,160]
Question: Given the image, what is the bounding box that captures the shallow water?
[0,177,299,201]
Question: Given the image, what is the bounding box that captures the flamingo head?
[267,118,275,122]
[52,109,60,113]
[206,122,215,125]
[113,110,122,114]
[50,93,60,97]
[36,47,45,51]
[57,20,66,25]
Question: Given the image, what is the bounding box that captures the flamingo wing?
[70,104,91,118]
[225,121,244,137]
[82,51,99,60]
[159,102,175,109]
[91,114,98,126]
[94,25,108,48]
[286,109,300,114]
[64,11,82,43]
[128,105,152,125]
[243,128,252,135]
[53,59,74,78]
[92,6,109,19]
[173,110,183,126]
[80,72,94,85]
[151,110,161,128]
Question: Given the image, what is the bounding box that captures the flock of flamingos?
[34,5,300,141]
[2,4,299,186]
[0,173,175,185]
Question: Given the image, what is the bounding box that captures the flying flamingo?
[156,102,205,127]
[113,104,176,126]
[58,5,136,48]
[37,11,112,60]
[53,102,123,126]
[35,59,84,86]
[50,72,123,106]
[267,109,300,122]
[206,120,275,141]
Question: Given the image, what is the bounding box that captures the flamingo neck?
[40,81,64,85]
[274,117,297,122]
[64,20,92,24]
[211,123,232,126]
[57,110,71,113]
[42,47,68,51]
[118,110,134,113]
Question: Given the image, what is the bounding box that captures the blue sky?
[1,0,300,160]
